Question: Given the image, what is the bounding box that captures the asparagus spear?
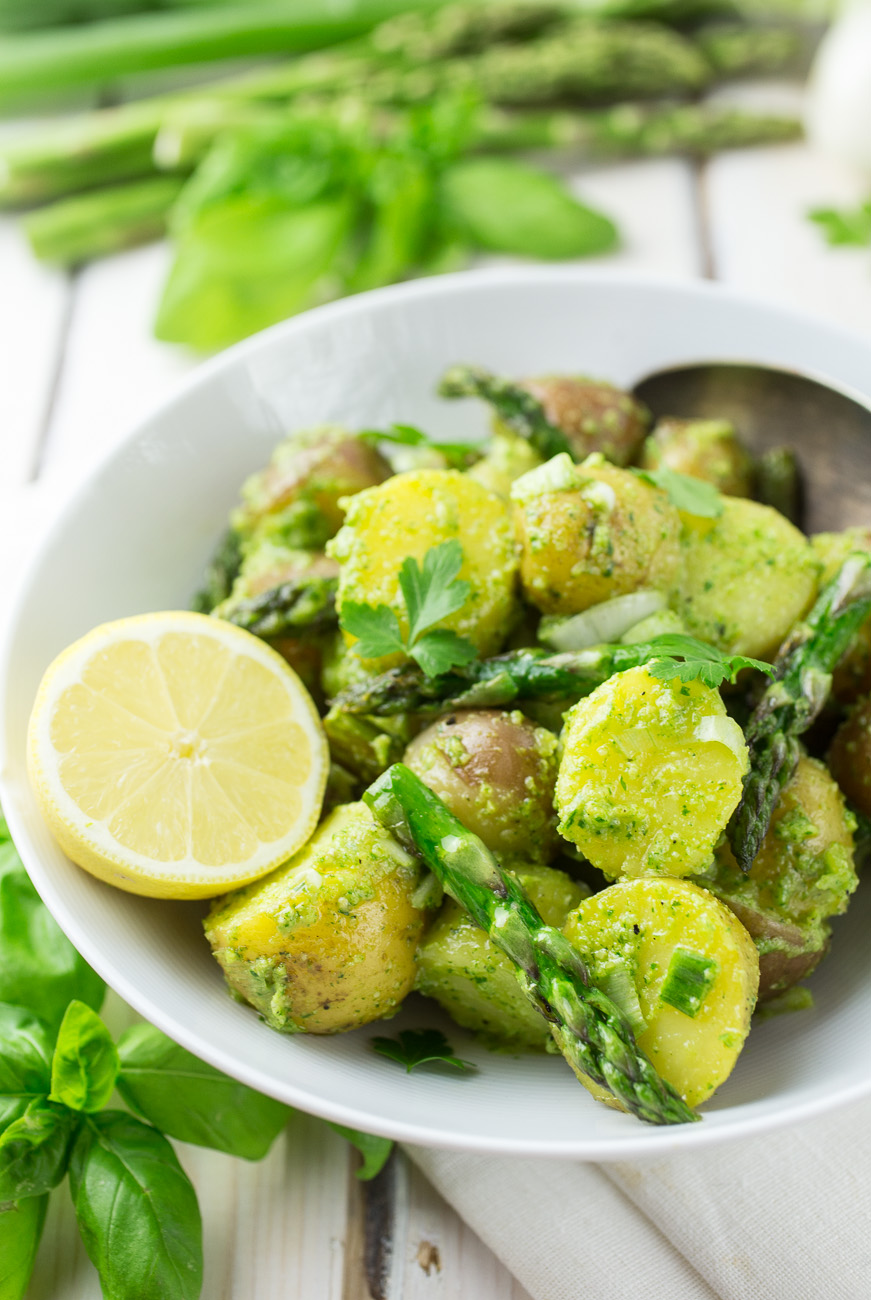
[694,21,802,78]
[329,641,673,716]
[217,574,339,638]
[439,365,573,460]
[476,100,802,156]
[727,554,871,872]
[23,175,183,266]
[754,446,803,527]
[0,0,443,106]
[365,763,697,1125]
[190,528,242,615]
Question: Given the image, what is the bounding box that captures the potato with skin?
[517,375,650,466]
[511,453,681,616]
[695,756,858,1000]
[563,878,759,1109]
[640,417,754,497]
[677,496,819,661]
[329,468,518,670]
[204,802,427,1034]
[416,863,588,1051]
[829,698,871,817]
[812,529,871,703]
[556,666,749,880]
[233,426,392,549]
[404,709,559,861]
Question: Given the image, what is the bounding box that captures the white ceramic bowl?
[4,268,871,1160]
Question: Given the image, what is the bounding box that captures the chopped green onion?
[599,961,646,1036]
[659,946,717,1018]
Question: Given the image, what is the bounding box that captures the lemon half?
[27,612,329,899]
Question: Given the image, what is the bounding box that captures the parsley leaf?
[809,200,871,248]
[644,634,775,689]
[371,1028,475,1074]
[400,539,470,640]
[341,541,477,677]
[339,601,405,661]
[410,628,478,678]
[634,466,723,518]
[360,423,477,469]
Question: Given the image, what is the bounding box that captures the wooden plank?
[704,141,871,335]
[397,1156,534,1300]
[39,242,192,479]
[0,218,70,494]
[569,157,704,279]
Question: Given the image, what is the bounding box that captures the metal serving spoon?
[630,362,871,535]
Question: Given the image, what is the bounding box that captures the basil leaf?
[0,816,104,1030]
[0,1005,55,1134]
[69,1111,203,1300]
[440,157,618,259]
[0,1100,77,1200]
[49,1001,119,1113]
[0,1194,48,1300]
[116,1024,289,1160]
[326,1123,394,1181]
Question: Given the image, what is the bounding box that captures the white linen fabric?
[406,1092,871,1300]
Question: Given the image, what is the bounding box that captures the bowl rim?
[4,264,871,1159]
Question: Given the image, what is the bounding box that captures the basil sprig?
[0,812,394,1299]
[0,815,104,1029]
[70,1112,204,1300]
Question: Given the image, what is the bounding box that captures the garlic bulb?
[806,1,871,172]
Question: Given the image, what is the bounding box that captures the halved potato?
[556,666,748,879]
[563,877,759,1108]
[205,802,426,1033]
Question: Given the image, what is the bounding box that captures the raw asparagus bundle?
[365,763,697,1125]
[0,8,804,207]
[728,553,871,872]
[329,640,682,716]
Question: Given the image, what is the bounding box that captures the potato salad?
[31,362,871,1126]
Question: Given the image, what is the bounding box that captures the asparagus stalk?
[23,175,183,266]
[754,446,803,527]
[365,763,697,1125]
[439,364,573,460]
[190,528,242,614]
[476,100,802,156]
[329,641,677,716]
[218,574,339,638]
[727,554,871,872]
[0,0,443,106]
[694,21,803,77]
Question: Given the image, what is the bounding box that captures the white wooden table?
[2,78,870,1300]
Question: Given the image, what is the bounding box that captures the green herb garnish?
[645,633,775,690]
[0,812,388,1298]
[326,1123,394,1181]
[660,947,718,1018]
[634,464,724,518]
[809,200,871,248]
[341,539,478,677]
[360,422,478,470]
[371,1028,475,1074]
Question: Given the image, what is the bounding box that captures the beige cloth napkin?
[405,1092,871,1299]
